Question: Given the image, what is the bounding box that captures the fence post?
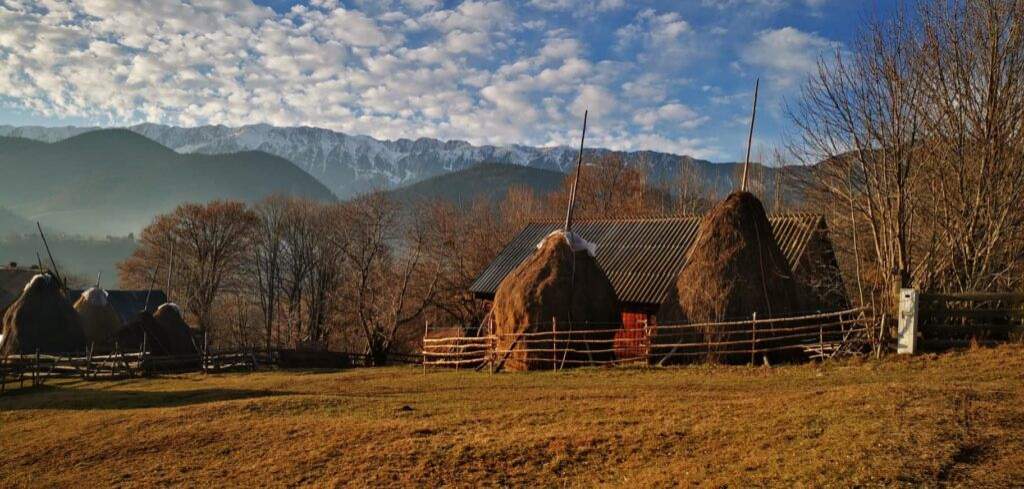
[488,315,494,375]
[552,317,557,372]
[818,321,824,360]
[750,312,757,366]
[202,331,209,374]
[34,349,39,387]
[422,321,428,374]
[141,332,148,376]
[87,342,95,380]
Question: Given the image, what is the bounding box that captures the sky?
[0,0,901,161]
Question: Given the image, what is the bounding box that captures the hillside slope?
[386,163,566,206]
[0,130,335,236]
[1,346,1022,486]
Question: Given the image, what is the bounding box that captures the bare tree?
[338,192,438,364]
[119,201,256,336]
[790,7,925,312]
[248,196,289,351]
[913,0,1024,291]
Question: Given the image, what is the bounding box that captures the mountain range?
[0,123,788,199]
[0,130,335,236]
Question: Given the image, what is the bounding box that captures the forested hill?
[0,130,335,236]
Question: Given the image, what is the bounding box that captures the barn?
[470,215,848,358]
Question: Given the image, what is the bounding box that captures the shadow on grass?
[0,385,286,411]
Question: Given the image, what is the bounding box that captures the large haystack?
[656,192,801,363]
[0,274,86,355]
[152,303,197,355]
[73,287,123,350]
[491,231,619,371]
[117,304,196,356]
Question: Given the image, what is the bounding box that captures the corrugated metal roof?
[469,214,826,306]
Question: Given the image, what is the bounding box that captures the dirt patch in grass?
[2,346,1024,487]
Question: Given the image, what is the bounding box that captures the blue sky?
[0,0,900,161]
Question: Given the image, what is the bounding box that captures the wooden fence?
[423,307,875,371]
[0,345,424,394]
[918,292,1024,349]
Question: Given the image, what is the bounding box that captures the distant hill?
[0,130,336,236]
[386,163,566,206]
[0,207,37,237]
[0,234,138,288]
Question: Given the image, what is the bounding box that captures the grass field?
[2,346,1024,488]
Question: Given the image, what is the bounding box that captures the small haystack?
[491,230,619,371]
[73,287,123,350]
[0,274,86,355]
[656,191,801,363]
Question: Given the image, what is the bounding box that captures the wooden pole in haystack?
[740,78,760,193]
[563,110,588,233]
[165,241,175,296]
[37,222,64,290]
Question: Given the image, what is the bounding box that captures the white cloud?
[741,27,838,88]
[615,9,699,71]
[529,0,625,13]
[633,103,708,130]
[0,0,785,160]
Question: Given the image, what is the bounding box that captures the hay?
[656,192,801,363]
[491,231,619,371]
[117,308,196,356]
[0,273,86,355]
[152,303,197,355]
[73,287,123,350]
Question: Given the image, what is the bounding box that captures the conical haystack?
[118,304,196,356]
[73,287,122,351]
[1,274,86,355]
[656,192,801,363]
[492,231,619,371]
[152,303,197,355]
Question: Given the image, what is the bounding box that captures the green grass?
[3,346,1024,487]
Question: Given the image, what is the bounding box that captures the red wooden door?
[614,311,651,360]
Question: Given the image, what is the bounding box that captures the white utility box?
[897,288,919,354]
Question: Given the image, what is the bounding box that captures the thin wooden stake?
[741,78,760,193]
[488,315,494,375]
[552,317,557,372]
[563,110,588,233]
[750,312,758,365]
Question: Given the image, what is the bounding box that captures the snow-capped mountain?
[0,123,737,198]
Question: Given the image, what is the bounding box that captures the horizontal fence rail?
[422,307,876,372]
[0,346,421,394]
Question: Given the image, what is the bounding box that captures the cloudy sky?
[0,0,899,161]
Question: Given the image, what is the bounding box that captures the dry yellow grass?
[3,346,1024,487]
